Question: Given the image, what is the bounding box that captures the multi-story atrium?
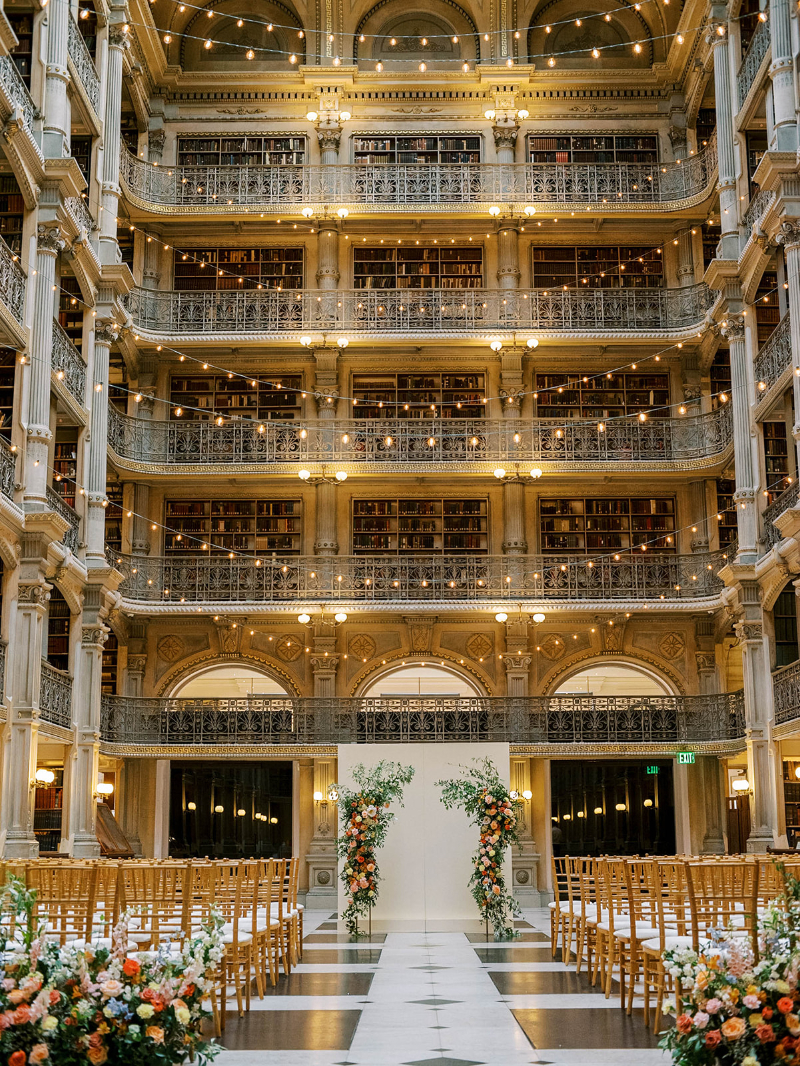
[0,0,797,1056]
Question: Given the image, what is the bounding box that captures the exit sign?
[676,752,695,765]
[645,765,660,775]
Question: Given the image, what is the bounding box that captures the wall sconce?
[298,610,348,628]
[298,465,348,484]
[33,768,55,788]
[187,802,196,811]
[522,789,532,801]
[96,782,114,798]
[493,463,543,484]
[313,791,324,802]
[731,775,752,795]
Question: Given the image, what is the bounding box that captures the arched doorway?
[171,664,289,698]
[360,661,483,697]
[551,660,672,696]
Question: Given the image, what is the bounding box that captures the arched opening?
[176,0,305,71]
[360,661,483,697]
[526,1,660,69]
[551,660,672,696]
[171,664,289,698]
[354,1,479,68]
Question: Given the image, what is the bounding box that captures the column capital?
[17,581,51,608]
[315,390,339,412]
[311,656,339,673]
[94,321,120,347]
[108,26,132,51]
[504,655,531,672]
[317,129,342,153]
[81,623,109,648]
[720,312,745,340]
[776,220,800,250]
[36,224,66,256]
[734,619,763,643]
[493,125,518,151]
[704,21,727,48]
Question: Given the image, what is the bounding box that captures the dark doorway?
[550,760,675,856]
[169,761,292,859]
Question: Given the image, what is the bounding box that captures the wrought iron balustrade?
[125,283,715,338]
[0,236,26,329]
[741,189,774,234]
[762,480,800,551]
[775,660,800,725]
[119,138,716,210]
[0,437,16,504]
[110,550,727,606]
[51,320,86,404]
[65,195,94,239]
[46,487,79,555]
[738,18,771,106]
[67,17,100,115]
[100,690,744,747]
[40,661,72,729]
[755,313,791,402]
[108,406,733,467]
[0,55,36,132]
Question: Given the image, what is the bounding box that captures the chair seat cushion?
[641,934,693,952]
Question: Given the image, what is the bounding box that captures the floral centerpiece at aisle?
[0,876,222,1066]
[436,757,523,940]
[661,863,800,1066]
[331,760,415,937]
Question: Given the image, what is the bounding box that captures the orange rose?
[145,1026,165,1044]
[721,1017,747,1041]
[676,1014,694,1035]
[779,998,795,1015]
[122,959,140,977]
[756,1024,776,1044]
[87,1049,107,1066]
[8,1053,25,1066]
[705,1030,721,1049]
[764,1007,774,1021]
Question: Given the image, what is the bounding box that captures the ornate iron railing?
[0,437,16,503]
[46,487,79,555]
[755,314,792,403]
[67,16,100,115]
[0,236,26,329]
[39,661,72,729]
[107,406,733,468]
[109,550,727,605]
[120,137,717,210]
[741,188,774,234]
[100,690,745,746]
[762,480,800,551]
[65,195,94,238]
[51,320,86,404]
[774,660,800,725]
[125,283,715,338]
[738,18,771,106]
[0,55,36,132]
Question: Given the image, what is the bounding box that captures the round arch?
[547,658,675,696]
[176,0,305,70]
[526,0,662,68]
[356,658,487,697]
[170,662,291,698]
[353,0,480,66]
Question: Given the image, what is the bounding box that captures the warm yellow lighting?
[493,468,506,479]
[298,613,311,624]
[335,612,348,623]
[313,791,324,802]
[495,612,508,622]
[298,469,311,480]
[306,111,318,121]
[187,802,196,811]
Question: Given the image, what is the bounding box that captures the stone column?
[707,20,739,257]
[504,654,531,697]
[496,224,520,291]
[502,479,527,554]
[314,481,338,555]
[61,612,106,856]
[769,0,797,151]
[125,652,146,696]
[26,225,65,507]
[493,124,518,165]
[677,228,696,286]
[735,613,783,850]
[316,228,340,292]
[85,323,116,566]
[499,348,524,418]
[142,231,162,290]
[776,222,800,471]
[317,128,341,166]
[722,314,758,555]
[42,0,71,158]
[695,650,718,694]
[311,654,338,698]
[699,755,725,854]
[131,485,151,555]
[689,479,710,553]
[99,21,130,264]
[510,756,542,904]
[305,755,338,903]
[147,128,166,164]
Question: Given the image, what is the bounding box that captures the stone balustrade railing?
[0,236,27,330]
[39,661,72,729]
[100,690,745,747]
[755,313,791,403]
[107,406,733,469]
[51,321,86,405]
[109,550,727,606]
[738,19,771,106]
[762,480,800,551]
[0,437,16,504]
[46,487,79,555]
[119,136,717,212]
[67,17,100,115]
[125,283,715,339]
[0,55,36,132]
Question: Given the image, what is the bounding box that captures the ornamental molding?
[127,654,147,674]
[37,224,66,255]
[348,649,493,697]
[539,649,686,696]
[153,650,302,698]
[17,582,51,607]
[311,656,339,672]
[734,621,763,643]
[659,631,686,660]
[695,651,716,671]
[776,220,800,250]
[348,633,376,661]
[81,624,109,648]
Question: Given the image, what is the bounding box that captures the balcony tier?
[120,140,717,217]
[108,408,733,473]
[109,550,727,613]
[125,283,716,343]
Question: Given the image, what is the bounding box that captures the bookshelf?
[77,1,97,56]
[0,348,15,441]
[764,421,790,499]
[53,428,79,508]
[177,136,306,166]
[33,768,64,854]
[352,372,485,419]
[164,498,303,555]
[0,174,24,255]
[101,632,118,695]
[702,219,721,271]
[534,371,669,419]
[173,247,303,291]
[71,136,93,183]
[715,479,737,548]
[531,246,663,289]
[756,271,780,349]
[354,246,483,290]
[710,349,730,410]
[47,589,71,673]
[352,498,488,555]
[528,134,658,164]
[170,374,303,421]
[8,13,33,87]
[540,496,676,553]
[353,136,481,165]
[59,276,85,352]
[105,480,123,553]
[695,108,716,149]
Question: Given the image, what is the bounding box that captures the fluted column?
[496,225,520,291]
[26,226,65,506]
[314,480,338,555]
[311,654,338,697]
[42,0,71,157]
[504,654,531,697]
[131,485,151,554]
[317,128,341,166]
[699,756,725,854]
[316,228,340,292]
[769,0,797,151]
[502,479,527,554]
[99,22,130,263]
[677,228,696,286]
[776,222,800,471]
[85,324,116,564]
[707,20,739,257]
[722,314,758,554]
[493,124,518,165]
[142,231,162,290]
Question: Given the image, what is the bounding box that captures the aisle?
[215,909,670,1066]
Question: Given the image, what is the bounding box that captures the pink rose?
[28,1045,48,1064]
[744,995,761,1010]
[705,998,722,1014]
[1,980,15,992]
[99,980,123,999]
[693,1012,709,1029]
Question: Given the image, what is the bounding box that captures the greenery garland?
[331,760,415,937]
[436,757,523,940]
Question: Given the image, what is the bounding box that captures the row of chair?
[0,857,306,1032]
[549,854,800,1033]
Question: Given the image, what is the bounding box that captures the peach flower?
[721,1017,747,1041]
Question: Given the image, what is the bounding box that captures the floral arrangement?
[436,757,523,939]
[661,863,800,1065]
[331,760,415,936]
[0,876,222,1066]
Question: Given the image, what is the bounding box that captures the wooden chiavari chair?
[26,863,97,947]
[549,855,570,959]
